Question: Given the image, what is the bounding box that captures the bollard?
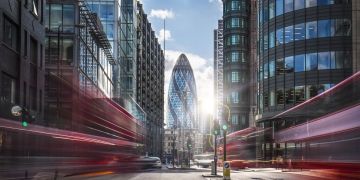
[223,161,231,180]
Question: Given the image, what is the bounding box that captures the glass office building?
[257,0,353,119]
[167,54,197,129]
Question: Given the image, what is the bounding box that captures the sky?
[139,0,223,119]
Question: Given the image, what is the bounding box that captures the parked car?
[194,154,213,168]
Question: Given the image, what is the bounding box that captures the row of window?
[225,51,247,63]
[226,34,247,46]
[261,19,351,51]
[259,84,333,109]
[224,0,247,13]
[259,0,350,24]
[226,91,247,104]
[225,17,248,29]
[226,71,247,84]
[45,4,75,33]
[260,51,351,80]
[231,114,247,126]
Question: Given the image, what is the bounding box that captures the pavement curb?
[202,174,223,178]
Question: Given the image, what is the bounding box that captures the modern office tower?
[44,0,115,128]
[86,0,144,121]
[222,0,251,132]
[136,2,165,157]
[214,19,224,125]
[167,54,197,130]
[0,0,45,121]
[256,0,355,161]
[167,54,198,163]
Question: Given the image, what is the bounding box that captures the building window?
[284,25,293,43]
[269,31,275,48]
[284,0,294,13]
[264,34,268,51]
[333,51,344,69]
[277,89,284,105]
[276,28,284,45]
[332,19,351,36]
[269,60,275,77]
[306,21,317,39]
[231,91,239,104]
[276,58,285,75]
[3,16,18,50]
[276,0,284,16]
[264,63,269,79]
[270,90,275,106]
[226,34,240,46]
[285,88,294,104]
[263,91,269,108]
[306,85,317,99]
[318,52,331,70]
[294,23,305,41]
[47,4,75,32]
[294,54,305,72]
[284,56,294,73]
[269,1,275,19]
[294,0,304,10]
[231,71,239,83]
[295,86,305,104]
[1,74,17,105]
[318,20,331,37]
[231,114,238,125]
[230,52,239,62]
[318,84,332,94]
[306,0,317,8]
[306,53,317,71]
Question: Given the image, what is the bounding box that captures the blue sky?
[139,0,222,115]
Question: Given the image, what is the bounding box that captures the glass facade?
[257,0,352,113]
[167,54,197,129]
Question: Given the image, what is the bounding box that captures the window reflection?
[284,25,293,43]
[294,23,305,41]
[284,56,294,73]
[276,0,284,16]
[285,88,294,104]
[306,21,317,39]
[306,53,317,71]
[270,90,275,106]
[306,0,317,8]
[276,28,284,45]
[284,0,293,13]
[295,86,305,104]
[277,89,284,105]
[318,19,331,37]
[306,85,318,99]
[294,0,305,10]
[264,63,269,79]
[276,58,285,75]
[269,31,275,48]
[294,54,305,72]
[269,1,275,19]
[318,51,331,70]
[269,60,275,77]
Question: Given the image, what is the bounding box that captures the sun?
[200,97,214,116]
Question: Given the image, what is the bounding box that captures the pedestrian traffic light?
[222,124,228,131]
[187,137,192,149]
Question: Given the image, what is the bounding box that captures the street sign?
[223,161,230,180]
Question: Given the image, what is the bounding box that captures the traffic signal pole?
[223,130,226,161]
[214,134,218,175]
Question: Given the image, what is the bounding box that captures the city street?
[63,166,334,180]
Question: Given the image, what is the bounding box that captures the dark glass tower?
[222,0,251,132]
[256,0,354,161]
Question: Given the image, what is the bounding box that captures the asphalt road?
[63,166,328,180]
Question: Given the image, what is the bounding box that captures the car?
[194,154,213,168]
[136,156,162,169]
[149,157,162,168]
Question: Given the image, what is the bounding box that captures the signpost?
[223,161,231,180]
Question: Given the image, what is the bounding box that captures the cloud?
[157,29,173,43]
[149,9,175,19]
[164,50,214,124]
[208,0,223,11]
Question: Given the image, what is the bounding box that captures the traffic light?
[187,137,192,149]
[21,109,35,127]
[213,121,220,135]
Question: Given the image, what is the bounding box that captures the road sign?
[223,161,230,180]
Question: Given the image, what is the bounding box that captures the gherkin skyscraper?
[167,54,198,129]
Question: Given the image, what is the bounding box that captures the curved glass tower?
[167,54,197,129]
